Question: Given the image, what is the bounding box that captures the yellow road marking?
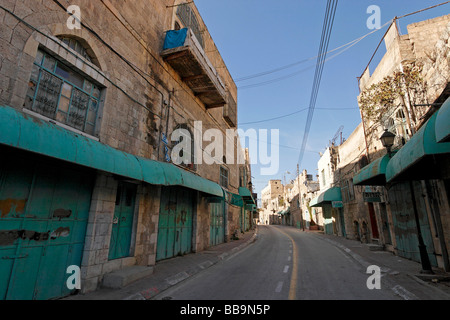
[277,228,298,300]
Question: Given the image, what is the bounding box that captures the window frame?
[220,166,229,189]
[25,48,102,136]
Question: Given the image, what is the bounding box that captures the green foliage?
[358,63,425,125]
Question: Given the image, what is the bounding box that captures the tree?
[358,62,427,140]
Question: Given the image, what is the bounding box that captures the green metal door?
[338,208,346,237]
[156,187,194,261]
[210,200,225,246]
[109,182,137,260]
[0,151,93,300]
[323,205,333,235]
[389,181,437,267]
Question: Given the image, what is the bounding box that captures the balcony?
[161,28,227,109]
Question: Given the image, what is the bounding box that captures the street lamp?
[380,129,433,274]
[380,129,396,157]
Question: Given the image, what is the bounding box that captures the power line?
[237,29,383,91]
[298,0,338,168]
[238,107,358,126]
[397,0,450,19]
[235,24,388,84]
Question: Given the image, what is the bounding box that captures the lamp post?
[380,129,433,274]
[380,129,396,157]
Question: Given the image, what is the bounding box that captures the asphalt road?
[152,225,401,300]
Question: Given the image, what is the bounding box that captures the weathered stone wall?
[0,0,243,293]
[419,21,450,103]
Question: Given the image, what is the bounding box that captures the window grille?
[176,4,204,48]
[25,49,101,136]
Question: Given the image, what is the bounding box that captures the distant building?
[261,180,284,225]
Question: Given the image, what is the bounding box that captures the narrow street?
[1,1,450,305]
[152,226,403,300]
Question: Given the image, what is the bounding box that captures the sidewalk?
[310,230,450,300]
[62,228,258,300]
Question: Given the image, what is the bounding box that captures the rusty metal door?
[0,152,93,300]
[156,187,194,261]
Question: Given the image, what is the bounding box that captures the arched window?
[57,37,94,63]
[24,47,102,136]
[172,123,195,169]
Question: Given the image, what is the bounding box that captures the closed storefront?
[0,148,94,300]
[156,187,194,261]
[389,181,438,267]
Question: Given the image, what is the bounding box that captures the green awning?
[310,187,342,208]
[239,187,256,205]
[244,204,256,211]
[353,154,392,186]
[224,190,244,207]
[0,105,223,197]
[435,97,450,143]
[386,111,450,183]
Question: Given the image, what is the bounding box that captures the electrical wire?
[238,107,358,126]
[298,0,338,167]
[235,22,389,85]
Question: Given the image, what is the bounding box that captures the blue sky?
[194,0,450,199]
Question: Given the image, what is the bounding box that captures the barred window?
[24,49,101,136]
[176,4,204,48]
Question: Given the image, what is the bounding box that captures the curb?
[127,228,259,300]
[218,228,258,261]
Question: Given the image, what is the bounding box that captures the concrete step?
[102,266,154,289]
[366,243,384,251]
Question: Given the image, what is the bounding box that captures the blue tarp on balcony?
[163,28,188,50]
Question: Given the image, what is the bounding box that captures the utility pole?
[297,164,304,231]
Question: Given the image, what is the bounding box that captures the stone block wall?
[0,0,245,294]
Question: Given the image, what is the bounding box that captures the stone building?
[0,0,254,299]
[260,180,284,225]
[354,15,450,271]
[310,146,339,234]
[288,170,320,230]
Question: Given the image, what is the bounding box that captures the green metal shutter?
[389,181,437,267]
[108,182,137,260]
[210,200,225,246]
[156,187,194,261]
[0,150,93,300]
